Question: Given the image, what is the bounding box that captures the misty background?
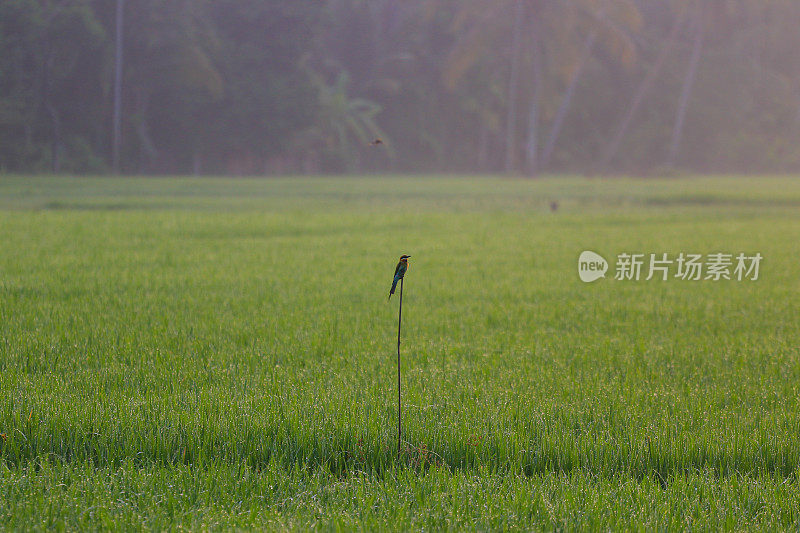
[1,0,798,176]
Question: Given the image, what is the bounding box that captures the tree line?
[1,0,799,176]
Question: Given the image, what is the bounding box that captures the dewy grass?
[0,175,799,529]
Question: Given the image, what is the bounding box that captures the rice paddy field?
[1,175,799,530]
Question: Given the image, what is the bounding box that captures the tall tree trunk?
[667,6,704,167]
[46,102,61,173]
[192,144,202,176]
[598,9,687,172]
[504,0,524,174]
[541,31,597,170]
[112,0,124,174]
[24,124,33,152]
[477,120,489,171]
[42,41,60,173]
[525,22,543,177]
[134,90,157,173]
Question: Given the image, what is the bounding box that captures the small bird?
[388,254,410,299]
[369,138,383,146]
[550,200,559,212]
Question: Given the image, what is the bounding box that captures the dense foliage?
[1,0,799,175]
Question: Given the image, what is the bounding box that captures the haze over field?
[2,1,800,176]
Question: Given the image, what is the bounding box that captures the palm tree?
[309,70,392,171]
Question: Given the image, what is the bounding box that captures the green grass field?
[1,175,799,530]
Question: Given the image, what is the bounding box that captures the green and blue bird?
[388,255,410,300]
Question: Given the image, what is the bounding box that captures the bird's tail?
[388,277,399,300]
